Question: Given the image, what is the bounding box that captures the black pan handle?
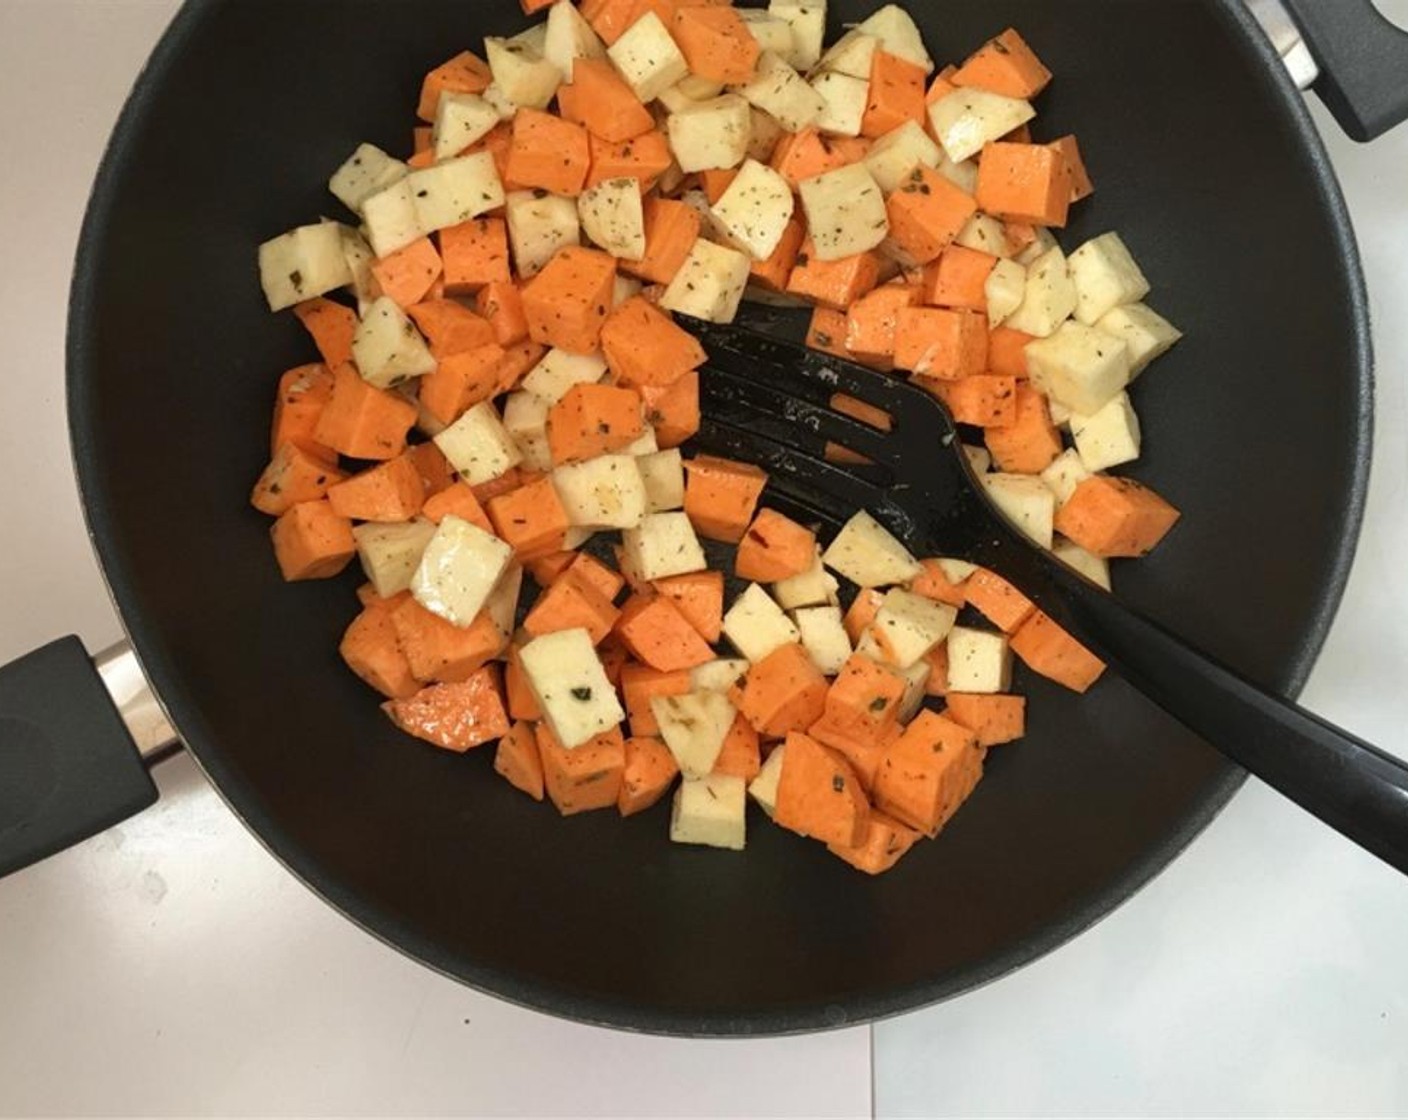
[1279,0,1408,140]
[0,637,166,877]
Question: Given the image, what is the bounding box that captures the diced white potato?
[544,0,606,80]
[667,94,753,172]
[1071,391,1141,472]
[863,120,942,193]
[1004,245,1076,338]
[520,628,625,748]
[747,107,787,162]
[1014,225,1057,268]
[895,659,931,723]
[660,238,751,322]
[432,93,500,160]
[637,448,686,513]
[657,81,707,115]
[954,213,1013,260]
[679,187,737,248]
[1095,303,1183,377]
[329,144,408,215]
[502,390,553,471]
[671,774,747,850]
[816,29,877,79]
[870,589,957,669]
[711,159,794,261]
[794,605,853,675]
[1069,232,1152,326]
[737,10,796,57]
[936,557,977,584]
[1026,320,1133,415]
[620,427,659,457]
[578,177,647,261]
[937,155,979,195]
[614,273,643,307]
[748,742,786,815]
[353,519,437,599]
[1039,448,1092,506]
[512,21,550,55]
[654,690,737,778]
[679,73,726,100]
[823,511,920,588]
[723,583,800,662]
[505,189,581,278]
[691,658,752,693]
[985,258,1027,327]
[552,455,648,529]
[563,526,597,549]
[928,89,1035,163]
[737,52,824,134]
[522,348,608,404]
[963,444,992,474]
[981,473,1056,550]
[1048,398,1073,428]
[485,35,562,109]
[773,548,839,610]
[609,11,689,102]
[339,227,377,314]
[621,511,708,580]
[811,70,869,137]
[406,152,506,234]
[258,223,354,311]
[1053,539,1112,590]
[350,297,437,389]
[483,563,523,647]
[854,4,934,71]
[361,180,425,259]
[434,401,523,484]
[411,515,515,628]
[481,82,519,122]
[768,0,825,70]
[946,627,1012,694]
[799,163,887,262]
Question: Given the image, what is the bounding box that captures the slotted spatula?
[682,316,1408,876]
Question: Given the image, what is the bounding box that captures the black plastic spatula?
[684,316,1408,875]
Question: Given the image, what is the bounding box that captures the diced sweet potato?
[773,731,870,849]
[894,307,988,379]
[640,370,700,447]
[923,374,1018,427]
[506,108,592,196]
[886,167,977,265]
[340,605,419,700]
[294,299,358,368]
[476,281,530,346]
[621,198,701,285]
[326,456,425,522]
[618,735,680,816]
[963,568,1036,632]
[923,244,998,311]
[614,592,716,672]
[735,509,817,583]
[826,809,922,875]
[988,326,1034,378]
[419,344,507,428]
[417,50,492,122]
[371,237,443,308]
[271,363,336,459]
[524,567,621,643]
[440,219,512,293]
[952,28,1052,100]
[586,130,674,191]
[1048,135,1094,202]
[873,710,984,837]
[559,58,655,144]
[391,598,504,683]
[734,643,829,740]
[845,284,918,363]
[944,693,1026,746]
[270,500,356,581]
[601,297,707,388]
[423,480,493,531]
[314,362,418,461]
[843,589,885,643]
[1054,475,1182,558]
[652,570,724,643]
[537,723,627,815]
[1009,610,1107,693]
[495,720,545,800]
[984,385,1061,473]
[621,663,693,737]
[683,454,768,543]
[712,713,761,782]
[522,247,618,354]
[383,666,510,752]
[251,443,346,517]
[487,475,570,559]
[546,383,644,464]
[672,6,759,83]
[788,240,882,310]
[976,142,1072,228]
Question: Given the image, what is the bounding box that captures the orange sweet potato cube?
[1054,476,1182,558]
[546,383,644,464]
[294,299,357,368]
[504,646,542,722]
[944,693,1026,746]
[788,240,882,310]
[271,363,336,459]
[683,454,769,543]
[640,369,700,448]
[564,552,625,601]
[922,374,1018,428]
[843,589,885,643]
[558,58,655,144]
[250,443,345,517]
[963,568,1036,633]
[712,714,762,783]
[984,385,1061,473]
[672,6,760,83]
[270,500,356,581]
[923,244,998,311]
[894,307,988,379]
[845,284,919,363]
[652,570,724,644]
[423,480,493,531]
[952,28,1053,100]
[886,166,977,265]
[439,218,512,293]
[1009,611,1107,693]
[826,809,922,875]
[586,130,674,190]
[873,710,985,837]
[506,109,592,196]
[861,51,927,138]
[495,720,545,800]
[1048,135,1094,202]
[975,142,1073,228]
[620,198,701,285]
[417,51,492,122]
[371,237,443,308]
[326,455,425,522]
[621,663,693,737]
[614,593,716,672]
[816,653,907,744]
[523,568,621,644]
[771,128,867,189]
[522,246,617,354]
[537,723,627,815]
[750,215,807,293]
[735,509,817,583]
[486,475,571,559]
[805,307,853,361]
[476,280,529,346]
[618,734,680,816]
[418,344,506,428]
[340,605,420,700]
[988,325,1035,378]
[314,362,418,461]
[735,643,829,740]
[391,599,505,683]
[384,667,510,752]
[407,299,496,359]
[910,558,968,608]
[601,297,707,388]
[773,731,871,848]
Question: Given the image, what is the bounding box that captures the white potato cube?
[505,189,581,278]
[657,81,707,115]
[621,511,708,580]
[609,11,689,102]
[1048,399,1073,428]
[637,448,686,513]
[481,82,519,122]
[258,223,354,311]
[667,94,753,173]
[855,4,934,71]
[769,0,825,70]
[947,627,1012,694]
[691,658,752,693]
[1005,245,1076,338]
[773,548,839,610]
[679,73,726,99]
[954,213,1013,260]
[723,583,799,662]
[350,298,437,389]
[711,159,795,261]
[870,589,957,669]
[432,93,500,160]
[981,473,1056,550]
[937,155,979,195]
[817,30,877,79]
[895,659,931,723]
[1069,232,1151,325]
[411,515,514,628]
[660,238,751,323]
[502,390,553,472]
[434,401,523,484]
[614,273,644,307]
[928,89,1035,163]
[563,527,596,549]
[329,144,408,215]
[406,152,506,234]
[863,120,941,193]
[522,348,607,404]
[1053,539,1112,590]
[823,511,920,588]
[551,455,648,529]
[1095,303,1183,377]
[678,188,737,248]
[1071,391,1141,472]
[799,163,887,262]
[1039,448,1092,507]
[1026,320,1133,415]
[654,691,737,778]
[1014,225,1058,268]
[578,177,647,260]
[361,180,425,259]
[339,227,378,314]
[963,443,992,474]
[520,628,626,747]
[794,605,853,675]
[485,35,562,109]
[936,557,978,584]
[619,427,659,456]
[353,519,437,599]
[483,563,523,647]
[512,22,550,55]
[747,107,787,162]
[671,774,747,850]
[737,10,796,58]
[544,0,606,80]
[748,743,786,815]
[985,258,1027,327]
[811,70,869,137]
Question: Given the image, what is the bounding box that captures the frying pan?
[2,0,1406,1036]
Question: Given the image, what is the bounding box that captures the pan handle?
[1278,0,1408,140]
[0,637,177,877]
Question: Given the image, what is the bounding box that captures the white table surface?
[0,2,1404,1116]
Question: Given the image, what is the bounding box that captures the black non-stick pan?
[2,0,1406,1035]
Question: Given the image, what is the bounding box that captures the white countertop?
[0,2,1404,1115]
